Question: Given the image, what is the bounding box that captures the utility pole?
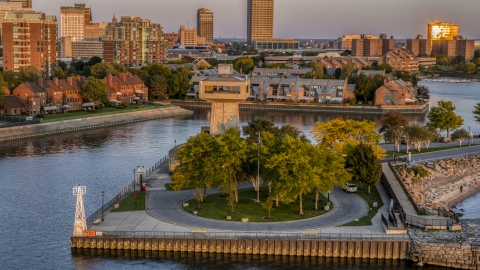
[257,131,260,202]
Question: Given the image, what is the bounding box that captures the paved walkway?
[146,163,369,231]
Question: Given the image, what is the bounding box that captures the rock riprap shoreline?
[393,154,480,215]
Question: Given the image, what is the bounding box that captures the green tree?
[112,62,128,74]
[377,64,393,74]
[264,136,313,215]
[171,131,219,202]
[474,103,480,124]
[309,145,351,210]
[406,124,431,152]
[305,60,325,79]
[57,60,67,71]
[345,142,382,194]
[355,74,383,101]
[51,67,67,79]
[234,57,255,74]
[465,62,476,74]
[90,62,119,78]
[169,67,191,97]
[436,54,451,66]
[334,68,342,79]
[80,77,108,104]
[0,71,21,90]
[311,118,385,159]
[451,128,470,147]
[149,75,169,100]
[86,56,102,67]
[380,111,409,152]
[18,67,40,82]
[344,62,358,79]
[427,100,464,138]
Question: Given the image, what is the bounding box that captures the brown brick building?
[432,36,475,61]
[103,15,166,66]
[12,81,47,115]
[102,73,148,104]
[2,12,57,75]
[374,79,416,106]
[378,48,419,73]
[351,34,396,57]
[406,35,431,56]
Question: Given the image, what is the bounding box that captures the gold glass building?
[247,0,274,45]
[427,22,458,46]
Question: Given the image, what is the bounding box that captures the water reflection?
[71,249,441,270]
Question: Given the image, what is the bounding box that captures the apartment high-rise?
[406,35,431,56]
[2,12,57,74]
[427,22,458,47]
[0,1,31,45]
[351,34,395,57]
[60,3,91,41]
[103,15,166,66]
[247,0,274,45]
[197,8,213,44]
[432,36,475,61]
[4,0,31,8]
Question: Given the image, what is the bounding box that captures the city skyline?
[35,0,480,39]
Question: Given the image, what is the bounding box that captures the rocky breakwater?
[393,154,480,215]
[408,221,480,269]
[0,106,193,142]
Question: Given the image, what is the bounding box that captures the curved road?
[147,184,368,231]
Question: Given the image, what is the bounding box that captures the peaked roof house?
[374,79,417,106]
[102,73,148,104]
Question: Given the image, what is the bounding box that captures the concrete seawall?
[171,100,429,115]
[71,237,410,260]
[0,106,193,143]
[411,242,480,269]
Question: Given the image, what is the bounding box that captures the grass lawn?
[183,186,333,222]
[111,191,146,212]
[165,183,196,191]
[383,144,479,159]
[341,183,383,226]
[37,103,172,123]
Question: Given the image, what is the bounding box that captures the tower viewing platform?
[198,64,250,134]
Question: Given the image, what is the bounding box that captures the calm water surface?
[0,82,478,269]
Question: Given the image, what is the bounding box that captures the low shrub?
[349,98,357,106]
[36,114,44,118]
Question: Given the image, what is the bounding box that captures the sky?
[35,0,480,39]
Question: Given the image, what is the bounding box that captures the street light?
[133,169,136,195]
[328,190,330,202]
[469,126,471,146]
[257,131,261,202]
[101,191,105,221]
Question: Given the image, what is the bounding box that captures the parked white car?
[343,183,358,193]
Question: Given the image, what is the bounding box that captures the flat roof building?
[407,35,431,56]
[428,22,458,47]
[247,0,274,45]
[60,3,91,41]
[179,25,197,46]
[2,11,57,75]
[0,1,31,45]
[4,0,31,8]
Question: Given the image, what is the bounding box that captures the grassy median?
[183,186,333,222]
[112,191,146,212]
[36,103,172,123]
[383,144,479,158]
[341,184,383,226]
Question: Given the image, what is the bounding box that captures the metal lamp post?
[328,191,330,202]
[101,191,105,221]
[133,169,136,195]
[469,126,471,146]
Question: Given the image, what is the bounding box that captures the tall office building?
[60,3,91,41]
[4,0,31,8]
[2,12,57,74]
[197,8,213,44]
[351,34,394,56]
[427,22,458,47]
[247,0,274,45]
[0,1,31,45]
[103,16,166,66]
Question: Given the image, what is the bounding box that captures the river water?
[0,82,478,269]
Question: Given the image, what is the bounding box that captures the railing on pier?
[86,154,170,223]
[95,231,411,241]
